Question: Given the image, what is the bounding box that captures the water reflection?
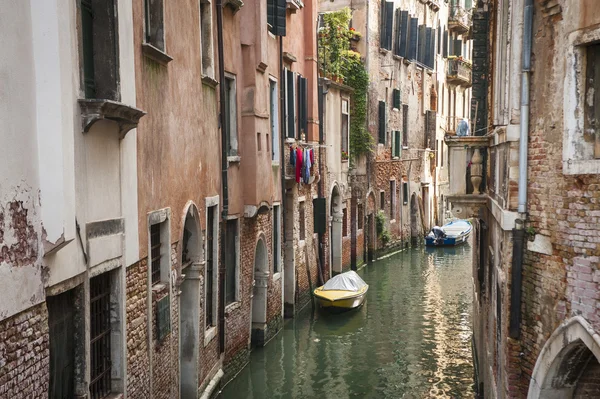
[219,243,474,398]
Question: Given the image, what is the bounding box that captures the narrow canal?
[219,243,475,398]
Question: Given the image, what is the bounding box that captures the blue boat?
[425,220,472,246]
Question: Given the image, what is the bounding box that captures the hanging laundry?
[303,148,312,184]
[310,148,314,164]
[295,147,303,183]
[290,146,296,166]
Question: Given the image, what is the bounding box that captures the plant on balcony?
[341,150,349,161]
[318,8,352,78]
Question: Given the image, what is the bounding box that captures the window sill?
[142,43,173,66]
[228,155,241,163]
[298,239,306,247]
[272,161,280,167]
[79,99,146,139]
[390,219,396,224]
[273,272,282,282]
[379,48,390,55]
[204,326,217,347]
[225,301,241,314]
[224,0,244,14]
[202,75,218,88]
[402,146,409,150]
[285,138,296,144]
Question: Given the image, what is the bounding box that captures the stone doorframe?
[251,235,269,346]
[528,316,600,398]
[329,183,343,276]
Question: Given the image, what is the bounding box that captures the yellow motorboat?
[314,271,369,310]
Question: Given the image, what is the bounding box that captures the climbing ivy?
[375,210,391,245]
[318,7,373,162]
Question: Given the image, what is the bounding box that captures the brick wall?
[126,259,151,398]
[0,302,49,398]
[295,182,320,310]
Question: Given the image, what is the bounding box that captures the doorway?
[330,186,342,275]
[251,238,269,346]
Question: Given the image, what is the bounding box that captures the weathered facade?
[462,0,600,398]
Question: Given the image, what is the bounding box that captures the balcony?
[446,57,472,87]
[448,5,471,34]
[444,135,489,219]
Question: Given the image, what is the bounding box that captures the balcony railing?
[448,5,471,34]
[447,57,472,86]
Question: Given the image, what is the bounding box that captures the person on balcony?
[456,118,470,136]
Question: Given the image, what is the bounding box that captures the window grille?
[89,273,112,399]
[150,223,161,285]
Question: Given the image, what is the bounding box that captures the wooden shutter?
[300,77,308,135]
[398,11,409,58]
[269,0,287,36]
[394,9,402,55]
[380,0,386,48]
[402,104,409,147]
[287,69,295,138]
[384,1,394,50]
[394,131,401,157]
[443,30,448,58]
[393,89,401,109]
[438,27,442,55]
[417,25,426,64]
[267,0,275,30]
[454,39,462,56]
[424,27,432,68]
[297,75,304,137]
[313,198,326,234]
[430,29,436,69]
[378,101,387,144]
[408,18,418,60]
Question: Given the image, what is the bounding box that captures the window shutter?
[408,18,418,60]
[297,75,304,137]
[378,101,387,144]
[301,77,308,135]
[402,104,409,147]
[385,1,394,50]
[393,89,401,109]
[443,30,448,58]
[430,29,436,69]
[454,39,462,56]
[394,131,401,157]
[267,0,275,30]
[399,11,409,58]
[424,27,432,68]
[380,0,386,48]
[287,69,295,138]
[394,9,402,55]
[417,25,426,64]
[313,198,326,234]
[438,27,442,55]
[273,0,287,36]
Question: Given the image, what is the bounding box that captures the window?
[402,104,409,147]
[80,0,119,100]
[378,101,387,144]
[380,191,385,210]
[392,131,401,158]
[144,0,165,51]
[408,17,418,60]
[150,223,162,285]
[403,182,409,205]
[206,204,218,329]
[299,201,306,241]
[343,208,348,237]
[395,10,409,57]
[284,69,296,139]
[225,219,239,305]
[267,0,287,36]
[358,204,364,230]
[380,0,394,50]
[200,0,214,77]
[270,79,280,161]
[273,205,281,273]
[585,43,600,159]
[257,133,262,151]
[341,99,350,156]
[390,180,396,219]
[393,89,401,109]
[89,273,112,399]
[224,75,238,156]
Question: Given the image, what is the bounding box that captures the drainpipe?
[279,36,287,292]
[509,0,533,339]
[216,0,228,353]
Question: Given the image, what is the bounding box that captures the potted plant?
[341,150,349,161]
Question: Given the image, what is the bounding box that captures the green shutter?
[399,11,409,58]
[384,2,394,50]
[393,89,401,109]
[313,198,326,234]
[81,0,96,98]
[273,0,287,36]
[378,101,387,144]
[394,131,401,157]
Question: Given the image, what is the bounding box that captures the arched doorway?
[179,204,202,399]
[528,316,600,398]
[330,185,343,276]
[251,237,269,346]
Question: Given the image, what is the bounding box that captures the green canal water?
[219,244,475,399]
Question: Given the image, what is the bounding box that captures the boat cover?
[322,271,367,292]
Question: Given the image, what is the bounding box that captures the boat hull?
[425,219,472,247]
[425,231,470,246]
[313,286,368,310]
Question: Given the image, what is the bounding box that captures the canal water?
[219,243,475,399]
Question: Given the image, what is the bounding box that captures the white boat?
[425,219,472,246]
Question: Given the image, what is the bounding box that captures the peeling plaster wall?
[0,1,45,320]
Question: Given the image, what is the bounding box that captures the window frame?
[204,197,219,345]
[148,208,171,287]
[224,73,238,157]
[390,180,396,221]
[144,0,166,51]
[402,182,409,205]
[299,200,306,241]
[225,218,240,307]
[341,98,350,157]
[200,0,215,78]
[273,205,282,276]
[270,78,280,163]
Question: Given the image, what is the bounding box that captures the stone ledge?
[79,99,146,139]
